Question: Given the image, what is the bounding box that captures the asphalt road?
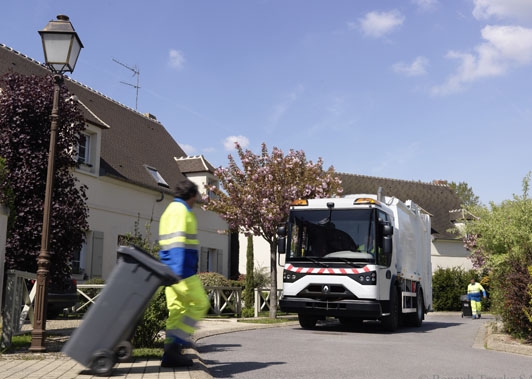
[197,313,532,379]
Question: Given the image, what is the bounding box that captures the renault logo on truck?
[322,285,330,294]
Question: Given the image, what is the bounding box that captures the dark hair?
[174,179,198,200]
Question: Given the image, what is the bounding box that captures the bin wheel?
[90,350,117,376]
[114,340,133,362]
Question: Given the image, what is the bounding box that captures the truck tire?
[298,314,318,329]
[382,288,399,332]
[407,288,424,327]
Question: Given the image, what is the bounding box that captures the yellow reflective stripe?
[160,231,186,240]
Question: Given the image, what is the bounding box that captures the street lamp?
[30,15,83,352]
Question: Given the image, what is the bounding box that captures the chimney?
[433,180,448,185]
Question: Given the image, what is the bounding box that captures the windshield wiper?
[299,256,329,267]
[330,258,367,268]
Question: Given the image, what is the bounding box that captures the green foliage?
[449,181,481,207]
[526,266,532,328]
[490,255,532,341]
[432,267,489,311]
[0,73,89,284]
[462,172,532,339]
[198,271,232,287]
[244,235,254,308]
[131,287,167,348]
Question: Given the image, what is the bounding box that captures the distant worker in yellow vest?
[467,278,487,320]
[159,179,209,367]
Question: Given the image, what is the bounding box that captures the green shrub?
[131,287,167,348]
[490,255,532,341]
[432,267,489,311]
[198,272,232,287]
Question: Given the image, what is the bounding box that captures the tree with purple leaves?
[203,142,342,317]
[0,72,89,287]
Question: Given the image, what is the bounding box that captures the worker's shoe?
[477,314,481,319]
[161,343,193,367]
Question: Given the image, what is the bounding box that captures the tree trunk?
[244,235,254,309]
[269,241,278,318]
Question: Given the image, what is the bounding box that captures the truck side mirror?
[277,225,287,254]
[383,235,392,255]
[382,223,393,255]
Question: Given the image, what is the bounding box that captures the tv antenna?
[112,58,140,110]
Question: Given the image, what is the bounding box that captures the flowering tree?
[204,143,343,317]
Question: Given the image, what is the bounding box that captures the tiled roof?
[175,155,216,174]
[338,173,462,240]
[0,44,187,193]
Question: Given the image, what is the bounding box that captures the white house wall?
[75,172,229,280]
[238,234,285,287]
[431,239,473,271]
[76,172,169,279]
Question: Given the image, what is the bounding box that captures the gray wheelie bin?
[62,245,178,376]
[460,294,472,318]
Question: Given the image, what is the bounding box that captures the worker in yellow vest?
[467,278,487,320]
[159,179,209,367]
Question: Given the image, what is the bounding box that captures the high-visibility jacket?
[159,198,199,279]
[467,282,486,302]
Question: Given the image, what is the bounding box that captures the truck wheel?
[90,350,116,377]
[382,288,399,332]
[298,314,317,329]
[411,288,424,327]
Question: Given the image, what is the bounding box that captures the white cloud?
[270,84,305,125]
[180,143,196,155]
[472,0,532,22]
[168,49,185,70]
[356,10,405,38]
[412,0,439,12]
[392,56,429,76]
[432,25,532,95]
[223,135,250,151]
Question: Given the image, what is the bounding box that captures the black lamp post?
[30,14,83,352]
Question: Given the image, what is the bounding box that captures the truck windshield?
[286,208,375,263]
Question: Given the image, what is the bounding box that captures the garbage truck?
[277,190,432,331]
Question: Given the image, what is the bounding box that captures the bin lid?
[117,245,180,285]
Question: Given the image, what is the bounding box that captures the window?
[207,178,219,199]
[145,165,169,188]
[77,133,91,166]
[72,244,84,274]
[200,247,222,273]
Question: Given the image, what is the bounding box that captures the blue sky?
[2,0,532,205]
